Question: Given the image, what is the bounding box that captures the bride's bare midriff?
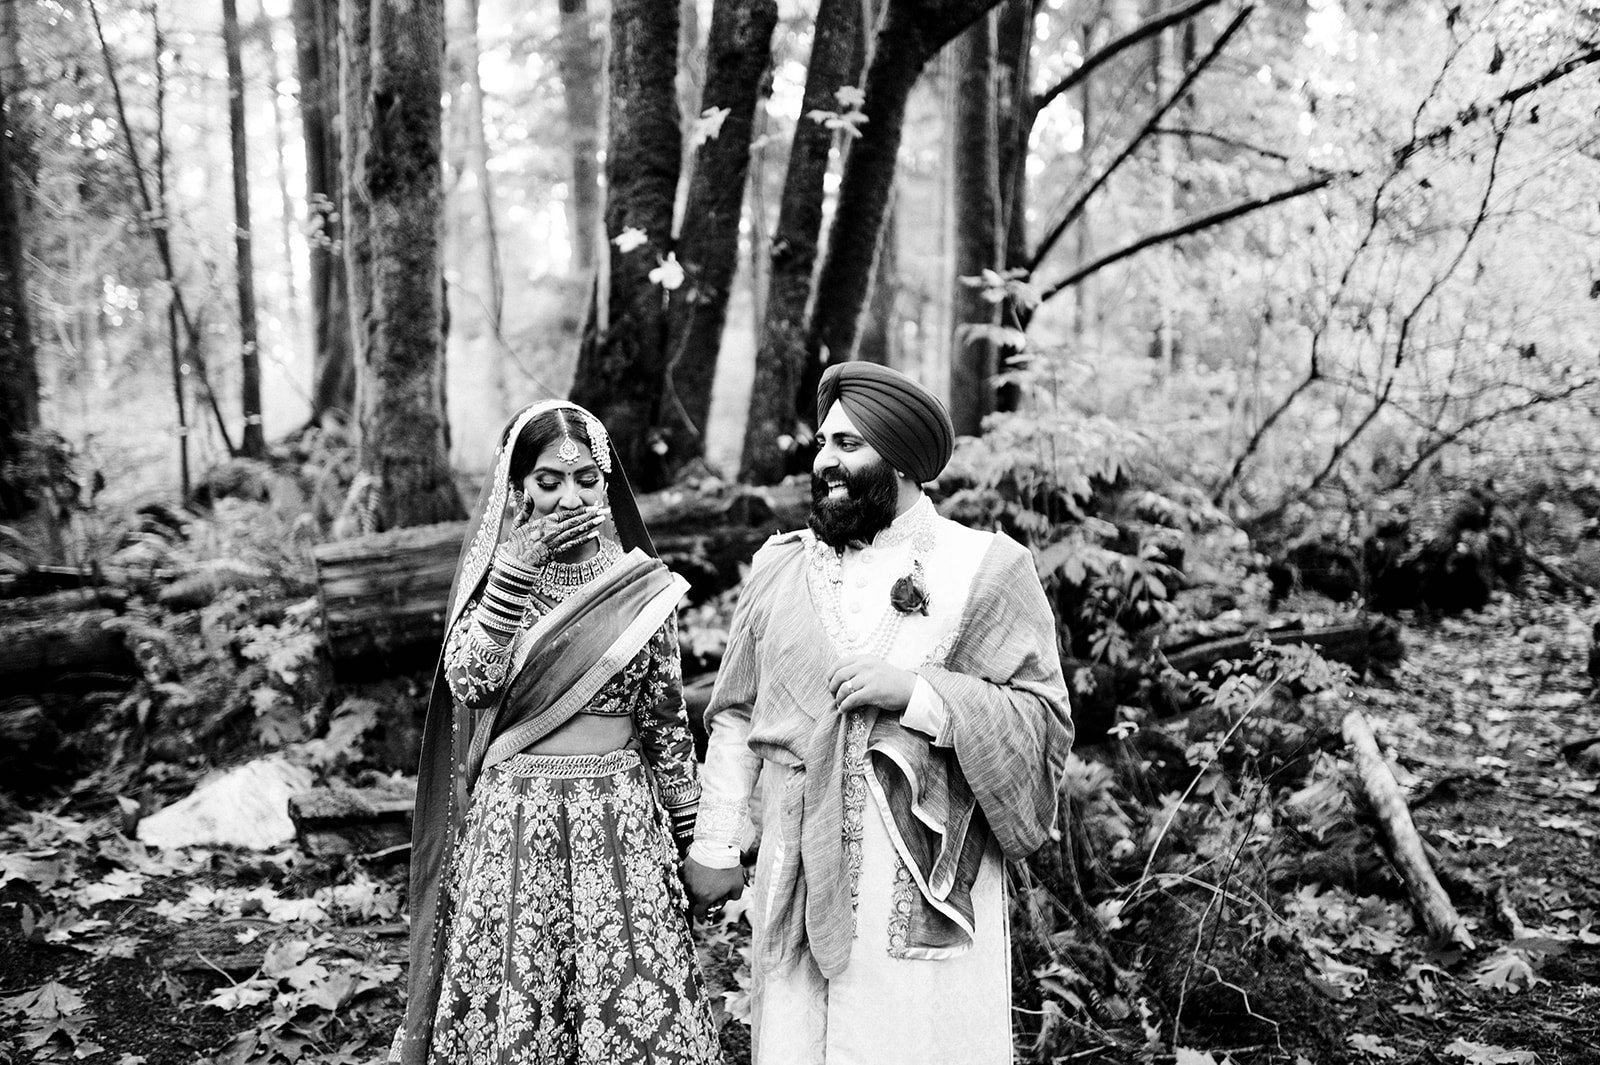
[525,712,635,755]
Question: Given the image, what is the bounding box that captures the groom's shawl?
[705,529,1072,978]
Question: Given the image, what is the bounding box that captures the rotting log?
[1342,708,1475,949]
[309,485,811,670]
[287,777,417,858]
[0,565,96,598]
[0,609,139,692]
[1163,618,1401,678]
[311,521,466,669]
[0,586,127,623]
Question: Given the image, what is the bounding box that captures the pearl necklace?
[531,538,623,602]
[806,502,935,660]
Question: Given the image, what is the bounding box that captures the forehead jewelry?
[556,434,583,466]
[578,411,613,473]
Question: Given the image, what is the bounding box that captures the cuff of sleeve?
[901,674,951,745]
[687,840,742,869]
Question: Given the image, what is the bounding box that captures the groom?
[685,361,1073,1064]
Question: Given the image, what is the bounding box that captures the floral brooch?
[889,560,930,616]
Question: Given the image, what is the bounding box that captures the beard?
[808,459,900,549]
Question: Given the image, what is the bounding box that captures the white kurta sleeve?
[690,705,757,868]
[900,675,953,746]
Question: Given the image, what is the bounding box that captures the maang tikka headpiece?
[554,408,613,473]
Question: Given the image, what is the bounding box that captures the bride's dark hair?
[508,408,596,484]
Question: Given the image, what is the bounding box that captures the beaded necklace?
[806,499,936,659]
[531,538,623,603]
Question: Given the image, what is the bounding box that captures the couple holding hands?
[390,362,1074,1065]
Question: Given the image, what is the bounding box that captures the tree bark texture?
[222,0,266,458]
[358,0,464,528]
[293,0,354,424]
[993,0,1029,413]
[340,0,373,413]
[803,0,1003,420]
[662,0,778,466]
[739,0,863,484]
[857,200,899,367]
[569,0,682,490]
[948,11,1000,436]
[0,0,38,519]
[557,0,603,276]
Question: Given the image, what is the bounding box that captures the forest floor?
[1,590,1598,1065]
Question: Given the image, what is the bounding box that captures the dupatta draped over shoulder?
[396,401,688,1065]
[706,531,1072,979]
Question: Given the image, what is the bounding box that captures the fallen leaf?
[1350,1032,1398,1058]
[204,980,275,1011]
[1445,1038,1537,1064]
[1472,947,1547,993]
[1174,1049,1221,1065]
[1,980,89,1020]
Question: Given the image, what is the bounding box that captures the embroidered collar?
[864,494,935,551]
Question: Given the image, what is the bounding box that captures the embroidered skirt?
[428,747,722,1065]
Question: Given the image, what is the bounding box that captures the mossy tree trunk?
[293,0,353,426]
[354,0,464,528]
[661,0,779,469]
[948,11,1000,436]
[738,0,863,484]
[569,0,682,490]
[0,0,37,519]
[801,0,1004,425]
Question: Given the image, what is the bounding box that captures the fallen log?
[1342,709,1475,949]
[0,609,139,692]
[287,778,417,858]
[309,486,810,670]
[311,521,466,670]
[0,564,95,598]
[1163,618,1401,678]
[0,586,127,623]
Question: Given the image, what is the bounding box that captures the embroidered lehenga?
[393,401,722,1065]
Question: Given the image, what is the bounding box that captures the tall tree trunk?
[802,0,1002,420]
[258,12,303,358]
[153,10,190,497]
[358,0,463,527]
[661,0,778,468]
[223,0,266,458]
[569,0,681,490]
[340,0,372,427]
[445,0,506,421]
[557,0,602,276]
[857,198,898,367]
[294,0,353,424]
[992,0,1030,413]
[948,12,999,436]
[738,0,863,484]
[0,0,38,519]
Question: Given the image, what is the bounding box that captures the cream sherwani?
[694,497,1037,1065]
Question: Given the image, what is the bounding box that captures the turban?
[816,362,954,484]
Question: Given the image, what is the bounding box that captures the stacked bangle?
[664,799,699,854]
[478,554,538,641]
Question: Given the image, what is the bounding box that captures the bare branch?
[1032,0,1225,118]
[1028,6,1253,274]
[1038,171,1335,305]
[86,0,236,455]
[1385,378,1598,491]
[1151,126,1292,162]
